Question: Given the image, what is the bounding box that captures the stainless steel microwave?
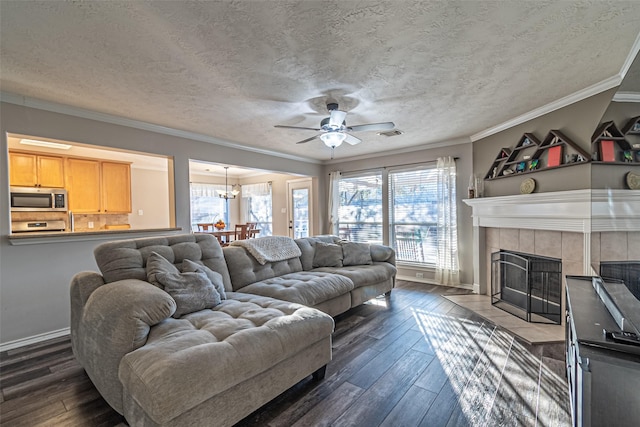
[10,187,68,212]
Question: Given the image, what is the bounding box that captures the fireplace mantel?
[464,189,640,233]
[463,189,640,294]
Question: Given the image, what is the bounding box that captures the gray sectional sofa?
[70,233,396,426]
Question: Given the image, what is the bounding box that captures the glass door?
[287,178,313,238]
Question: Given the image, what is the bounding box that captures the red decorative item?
[547,145,562,167]
[599,140,616,162]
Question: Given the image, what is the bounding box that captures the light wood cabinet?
[66,158,102,213]
[9,151,65,188]
[65,158,131,214]
[101,161,131,213]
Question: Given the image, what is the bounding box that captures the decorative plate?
[520,178,536,194]
[627,172,640,190]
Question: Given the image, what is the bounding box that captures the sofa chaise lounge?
[70,233,396,426]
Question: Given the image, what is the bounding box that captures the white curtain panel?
[435,156,460,286]
[328,171,341,235]
[190,183,226,198]
[241,182,271,198]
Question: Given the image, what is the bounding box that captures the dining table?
[199,228,261,245]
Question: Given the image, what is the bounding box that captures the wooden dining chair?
[234,224,248,240]
[245,222,257,238]
[197,223,214,232]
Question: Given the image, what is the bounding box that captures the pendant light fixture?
[217,166,240,199]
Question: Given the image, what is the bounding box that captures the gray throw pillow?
[155,271,221,318]
[341,241,373,266]
[313,241,344,268]
[146,251,180,288]
[182,259,227,300]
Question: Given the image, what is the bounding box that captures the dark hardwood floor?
[0,281,571,426]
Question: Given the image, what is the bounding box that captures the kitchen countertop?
[7,227,183,245]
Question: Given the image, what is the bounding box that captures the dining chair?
[197,223,214,232]
[234,224,248,240]
[246,222,257,238]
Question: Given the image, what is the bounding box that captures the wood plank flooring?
[0,281,571,426]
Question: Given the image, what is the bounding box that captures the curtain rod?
[329,157,459,175]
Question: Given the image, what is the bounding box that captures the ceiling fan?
[275,102,395,156]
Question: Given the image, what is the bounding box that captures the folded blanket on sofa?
[230,236,302,265]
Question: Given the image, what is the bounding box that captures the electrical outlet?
[416,272,424,279]
[88,221,94,229]
[138,209,144,216]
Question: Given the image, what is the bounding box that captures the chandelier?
[217,166,240,200]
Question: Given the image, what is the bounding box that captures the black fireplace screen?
[491,250,562,324]
[600,261,640,301]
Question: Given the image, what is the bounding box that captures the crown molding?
[612,91,640,103]
[0,92,321,165]
[470,75,621,142]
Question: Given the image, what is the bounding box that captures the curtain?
[241,182,271,198]
[190,183,226,198]
[435,156,460,286]
[328,171,341,235]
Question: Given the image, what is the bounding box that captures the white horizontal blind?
[338,173,383,243]
[244,183,273,236]
[388,165,440,265]
[190,183,228,230]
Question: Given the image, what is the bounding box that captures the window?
[337,161,457,268]
[243,183,272,236]
[337,172,383,243]
[190,183,228,230]
[388,166,440,265]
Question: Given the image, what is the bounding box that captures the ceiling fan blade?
[344,133,362,145]
[295,134,322,144]
[329,110,347,127]
[275,125,322,131]
[347,122,395,132]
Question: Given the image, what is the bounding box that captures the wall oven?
[10,187,68,212]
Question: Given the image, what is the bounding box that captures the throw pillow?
[146,251,180,288]
[341,241,373,266]
[182,259,227,300]
[155,271,221,318]
[313,241,344,268]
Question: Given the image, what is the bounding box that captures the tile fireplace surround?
[464,189,640,330]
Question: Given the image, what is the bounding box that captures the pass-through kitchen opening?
[7,133,173,235]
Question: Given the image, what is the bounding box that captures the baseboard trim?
[0,328,70,352]
[397,275,474,290]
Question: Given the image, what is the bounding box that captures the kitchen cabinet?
[101,161,131,213]
[9,151,65,188]
[65,158,131,214]
[66,158,101,213]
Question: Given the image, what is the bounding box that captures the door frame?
[286,178,314,238]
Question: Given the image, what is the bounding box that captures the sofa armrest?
[74,279,176,414]
[370,244,396,265]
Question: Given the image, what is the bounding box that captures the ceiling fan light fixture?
[320,132,346,148]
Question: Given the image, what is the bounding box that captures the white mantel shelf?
[464,189,640,233]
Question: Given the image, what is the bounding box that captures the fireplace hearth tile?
[601,231,628,261]
[443,294,564,344]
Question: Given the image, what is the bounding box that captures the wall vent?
[377,129,403,137]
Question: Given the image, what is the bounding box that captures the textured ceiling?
[1,1,639,162]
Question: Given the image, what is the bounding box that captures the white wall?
[129,167,171,229]
[0,101,323,346]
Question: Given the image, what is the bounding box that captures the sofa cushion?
[223,246,303,291]
[156,271,221,318]
[313,241,343,268]
[313,262,397,289]
[341,241,373,266]
[238,271,354,306]
[146,251,180,288]
[182,259,227,300]
[94,234,233,292]
[118,293,334,424]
